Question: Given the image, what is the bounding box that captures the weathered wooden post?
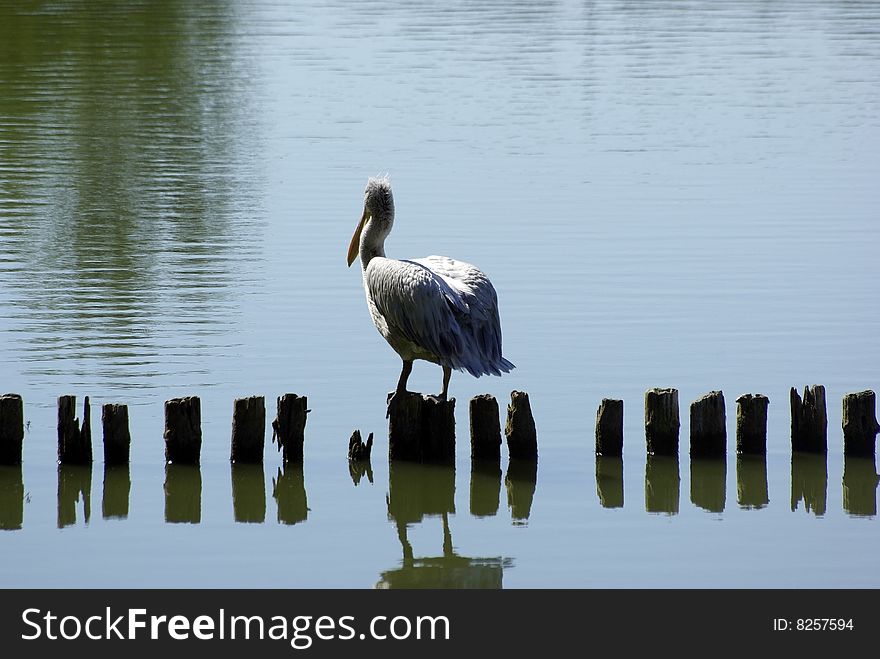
[736,455,769,509]
[470,395,502,461]
[102,404,131,465]
[102,465,130,519]
[58,395,92,465]
[735,394,769,455]
[689,391,726,458]
[645,388,679,456]
[645,455,680,514]
[595,456,624,509]
[388,392,455,463]
[271,393,308,463]
[690,458,726,513]
[231,464,266,523]
[790,385,827,453]
[272,464,308,525]
[0,394,24,466]
[348,429,374,461]
[505,391,537,460]
[470,460,501,518]
[505,459,537,523]
[842,390,879,458]
[230,395,266,464]
[164,396,201,465]
[164,464,201,524]
[595,398,623,457]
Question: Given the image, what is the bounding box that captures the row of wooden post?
[594,386,879,458]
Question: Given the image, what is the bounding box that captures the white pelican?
[347,176,514,405]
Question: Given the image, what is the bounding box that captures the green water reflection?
[164,464,201,524]
[791,452,828,517]
[736,455,769,510]
[57,464,92,528]
[645,456,680,515]
[102,465,130,520]
[0,466,24,531]
[690,458,726,513]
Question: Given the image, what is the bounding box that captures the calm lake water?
[1,0,878,588]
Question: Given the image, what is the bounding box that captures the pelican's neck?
[359,214,391,270]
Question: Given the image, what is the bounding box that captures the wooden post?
[595,456,624,509]
[388,392,455,463]
[791,385,827,453]
[645,388,679,456]
[164,396,201,465]
[842,390,879,458]
[689,391,726,458]
[735,394,769,455]
[736,455,768,509]
[470,395,501,461]
[0,394,24,466]
[595,398,623,456]
[58,395,92,465]
[271,394,308,463]
[231,395,266,464]
[505,391,537,460]
[348,430,373,461]
[102,404,131,465]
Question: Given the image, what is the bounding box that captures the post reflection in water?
[595,456,624,509]
[272,464,308,525]
[102,465,130,520]
[690,458,726,513]
[57,465,92,528]
[842,456,879,518]
[505,459,538,524]
[164,464,201,524]
[645,456,679,515]
[377,461,510,589]
[470,461,501,518]
[231,464,266,523]
[349,459,374,486]
[0,465,24,531]
[736,455,769,510]
[791,452,827,517]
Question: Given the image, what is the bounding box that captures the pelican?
[347,176,514,405]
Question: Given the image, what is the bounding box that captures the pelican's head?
[347,176,395,267]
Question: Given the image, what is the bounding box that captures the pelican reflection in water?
[347,177,514,403]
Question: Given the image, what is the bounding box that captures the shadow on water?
[596,456,624,509]
[842,456,879,518]
[791,452,827,517]
[0,465,24,531]
[470,460,501,518]
[164,464,201,524]
[645,455,679,515]
[272,464,308,525]
[505,458,538,524]
[102,465,130,520]
[377,461,511,589]
[736,454,769,510]
[690,457,726,513]
[58,464,92,528]
[231,464,266,524]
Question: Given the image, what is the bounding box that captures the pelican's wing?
[366,256,514,377]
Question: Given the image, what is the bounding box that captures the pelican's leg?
[387,359,414,417]
[438,365,452,401]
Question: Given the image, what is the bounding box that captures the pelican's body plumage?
[347,177,514,400]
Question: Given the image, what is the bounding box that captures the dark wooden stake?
[388,392,455,463]
[690,390,726,458]
[735,394,769,455]
[842,390,879,458]
[271,394,308,463]
[595,398,623,456]
[102,403,131,465]
[348,430,373,461]
[164,396,201,465]
[791,385,827,453]
[645,388,679,456]
[505,391,537,460]
[231,395,266,464]
[470,394,501,461]
[58,395,92,465]
[0,394,24,466]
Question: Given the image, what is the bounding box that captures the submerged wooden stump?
[645,388,679,456]
[348,429,373,461]
[842,390,879,458]
[595,398,623,456]
[791,385,827,454]
[272,394,308,463]
[102,403,131,465]
[388,392,455,463]
[0,394,24,466]
[231,395,266,464]
[58,395,92,465]
[470,395,501,461]
[505,391,537,460]
[164,396,201,465]
[689,391,726,458]
[736,394,769,455]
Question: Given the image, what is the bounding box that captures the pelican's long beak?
[347,207,368,267]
